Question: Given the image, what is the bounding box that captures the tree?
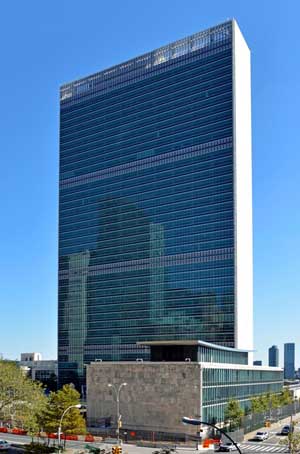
[0,360,47,434]
[251,396,265,414]
[270,393,281,409]
[280,426,300,454]
[224,399,244,430]
[279,389,293,406]
[39,384,86,435]
[251,392,282,414]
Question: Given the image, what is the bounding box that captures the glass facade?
[198,345,248,365]
[284,343,295,379]
[268,345,279,367]
[58,21,236,386]
[202,367,284,422]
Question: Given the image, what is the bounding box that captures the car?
[0,440,11,451]
[254,431,269,441]
[214,442,240,452]
[281,425,292,435]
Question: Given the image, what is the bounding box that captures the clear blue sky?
[0,0,299,366]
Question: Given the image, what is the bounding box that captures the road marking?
[242,445,263,450]
[241,444,287,452]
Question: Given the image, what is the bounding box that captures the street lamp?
[58,404,82,453]
[182,417,242,454]
[108,382,127,444]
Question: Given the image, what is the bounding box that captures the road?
[1,423,299,454]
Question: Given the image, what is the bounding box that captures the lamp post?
[108,382,127,444]
[182,417,242,454]
[58,404,82,453]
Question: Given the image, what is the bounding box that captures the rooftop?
[137,339,251,353]
[60,20,233,105]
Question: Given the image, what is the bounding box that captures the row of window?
[203,368,284,385]
[59,257,234,279]
[60,165,233,207]
[60,92,232,170]
[60,297,234,309]
[203,382,283,405]
[61,137,232,185]
[60,223,233,247]
[59,293,234,307]
[58,330,235,344]
[60,91,232,150]
[61,93,232,156]
[59,262,234,281]
[60,144,232,199]
[199,348,248,365]
[61,121,232,180]
[61,164,233,214]
[60,195,233,227]
[60,240,233,259]
[61,48,232,121]
[78,311,235,323]
[59,275,234,293]
[60,194,233,223]
[61,75,232,153]
[59,253,234,271]
[59,225,233,249]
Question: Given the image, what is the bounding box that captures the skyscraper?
[284,343,295,379]
[253,360,262,366]
[269,345,279,367]
[58,19,253,386]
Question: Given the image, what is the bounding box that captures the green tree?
[0,360,47,434]
[279,389,293,406]
[270,393,281,409]
[39,384,86,435]
[224,399,244,430]
[280,425,300,454]
[251,396,265,414]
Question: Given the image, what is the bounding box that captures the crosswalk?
[241,443,288,452]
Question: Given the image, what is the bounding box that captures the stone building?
[87,341,283,436]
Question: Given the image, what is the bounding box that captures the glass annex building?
[58,20,253,386]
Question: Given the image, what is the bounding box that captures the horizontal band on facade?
[60,137,232,189]
[58,247,233,279]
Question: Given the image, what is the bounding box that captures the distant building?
[21,352,42,362]
[253,360,262,366]
[284,343,295,379]
[285,382,300,400]
[269,345,279,367]
[19,353,58,390]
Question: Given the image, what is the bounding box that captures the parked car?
[281,425,292,435]
[215,442,239,452]
[254,431,269,441]
[0,440,10,451]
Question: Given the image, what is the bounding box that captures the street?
[1,421,299,454]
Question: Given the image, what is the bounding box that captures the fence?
[242,401,300,433]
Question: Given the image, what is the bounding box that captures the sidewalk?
[244,412,300,440]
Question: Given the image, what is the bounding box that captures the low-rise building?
[87,341,283,436]
[19,353,58,389]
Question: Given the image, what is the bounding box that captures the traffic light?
[112,446,122,454]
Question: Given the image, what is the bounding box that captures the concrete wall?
[232,19,253,357]
[87,362,201,435]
